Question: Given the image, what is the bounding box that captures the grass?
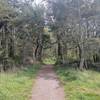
[0,64,41,100]
[55,65,100,100]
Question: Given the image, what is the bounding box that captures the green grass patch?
[55,66,100,100]
[0,64,41,100]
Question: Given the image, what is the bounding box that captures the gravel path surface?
[31,64,65,100]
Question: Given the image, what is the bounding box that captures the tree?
[0,0,45,71]
[47,0,100,69]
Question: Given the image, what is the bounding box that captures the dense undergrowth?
[55,65,100,100]
[0,64,41,100]
[43,57,56,64]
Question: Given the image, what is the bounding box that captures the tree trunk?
[34,32,43,62]
[79,45,85,70]
[57,35,63,64]
[1,22,9,71]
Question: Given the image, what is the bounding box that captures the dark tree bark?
[57,35,63,64]
[35,32,43,62]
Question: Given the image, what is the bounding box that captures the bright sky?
[34,0,47,8]
[35,0,43,4]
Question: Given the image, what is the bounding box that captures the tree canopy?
[0,0,100,71]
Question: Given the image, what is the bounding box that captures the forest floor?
[31,64,65,100]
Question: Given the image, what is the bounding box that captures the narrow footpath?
[31,64,65,100]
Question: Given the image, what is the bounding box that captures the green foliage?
[55,65,100,100]
[49,0,100,68]
[0,64,41,100]
[0,0,46,69]
[43,57,56,64]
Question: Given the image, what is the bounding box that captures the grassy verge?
[0,64,41,100]
[55,65,100,100]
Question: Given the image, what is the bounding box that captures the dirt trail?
[31,64,65,100]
